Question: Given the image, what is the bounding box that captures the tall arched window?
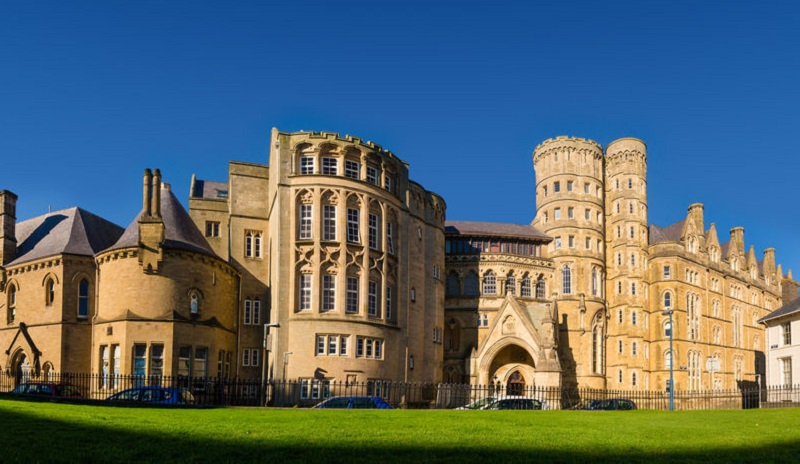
[663,291,672,309]
[78,279,90,318]
[591,313,603,374]
[505,273,515,295]
[445,272,460,297]
[664,350,672,369]
[190,292,200,314]
[463,273,479,296]
[561,265,572,294]
[482,271,496,295]
[520,274,532,298]
[591,267,599,296]
[8,284,16,323]
[45,278,55,306]
[536,277,546,299]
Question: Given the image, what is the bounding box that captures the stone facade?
[0,130,795,396]
[528,136,788,391]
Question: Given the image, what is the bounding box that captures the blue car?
[313,396,393,409]
[105,386,195,405]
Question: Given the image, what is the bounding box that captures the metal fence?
[1,371,799,410]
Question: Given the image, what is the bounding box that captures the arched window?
[482,271,496,295]
[8,284,16,323]
[190,292,200,314]
[663,291,672,309]
[664,350,672,369]
[591,268,599,296]
[536,277,546,299]
[444,320,460,352]
[520,274,532,298]
[506,273,515,295]
[463,273,479,296]
[445,273,460,297]
[591,318,603,374]
[632,372,637,387]
[45,278,55,306]
[562,265,572,294]
[78,279,90,318]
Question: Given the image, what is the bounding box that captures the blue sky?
[2,1,799,274]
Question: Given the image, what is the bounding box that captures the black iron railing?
[1,371,798,410]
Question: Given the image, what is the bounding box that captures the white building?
[760,297,800,388]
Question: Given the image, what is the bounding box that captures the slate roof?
[445,221,551,241]
[105,185,216,257]
[649,219,685,244]
[9,208,124,266]
[759,297,800,324]
[191,180,228,200]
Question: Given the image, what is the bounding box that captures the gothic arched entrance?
[11,351,32,387]
[506,371,526,395]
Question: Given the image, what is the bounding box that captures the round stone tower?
[603,138,648,390]
[532,136,607,389]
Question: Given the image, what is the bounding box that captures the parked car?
[313,396,393,409]
[577,398,637,411]
[455,397,499,410]
[11,383,82,398]
[481,398,543,410]
[105,386,195,405]
[458,396,549,410]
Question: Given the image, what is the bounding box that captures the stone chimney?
[143,169,152,216]
[730,227,745,256]
[151,169,162,218]
[783,269,800,304]
[138,168,165,273]
[0,190,18,266]
[688,203,704,233]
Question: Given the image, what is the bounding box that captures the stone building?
[527,136,786,391]
[188,129,445,399]
[0,130,794,396]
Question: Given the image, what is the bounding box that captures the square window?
[205,221,220,238]
[554,181,560,193]
[300,157,315,174]
[366,166,379,185]
[345,160,360,179]
[321,157,338,175]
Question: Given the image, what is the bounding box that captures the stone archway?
[10,350,32,387]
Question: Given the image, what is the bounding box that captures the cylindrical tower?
[532,136,607,389]
[603,138,648,390]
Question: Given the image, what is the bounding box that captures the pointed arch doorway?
[10,351,32,387]
[506,370,526,396]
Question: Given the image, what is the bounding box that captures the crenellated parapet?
[533,136,604,164]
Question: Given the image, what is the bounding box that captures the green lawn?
[1,398,799,463]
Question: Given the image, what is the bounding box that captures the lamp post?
[662,308,675,411]
[261,322,280,406]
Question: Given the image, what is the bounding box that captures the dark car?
[580,399,637,411]
[11,383,82,398]
[313,396,393,409]
[105,386,195,405]
[482,398,543,410]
